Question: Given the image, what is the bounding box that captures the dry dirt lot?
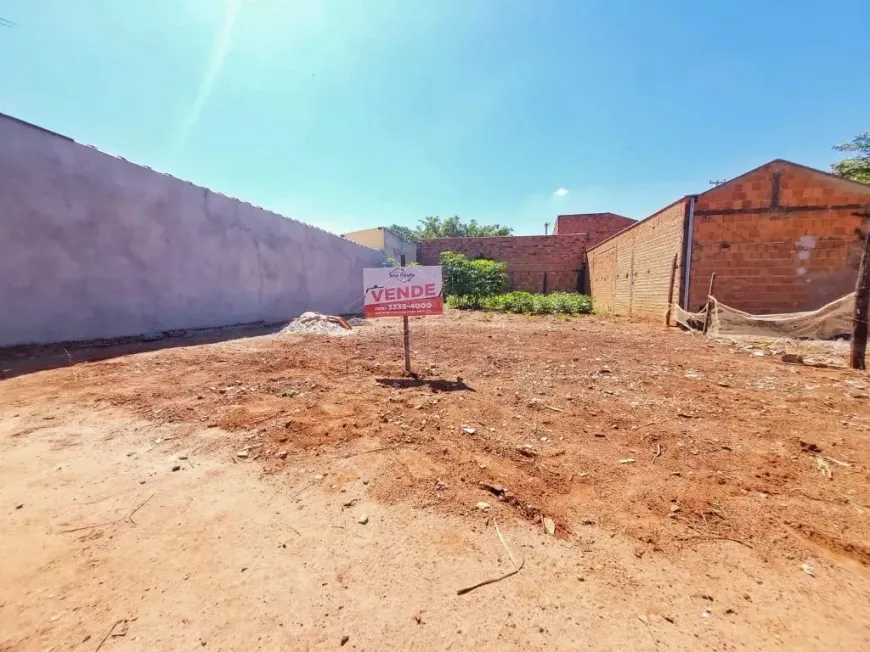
[2,311,870,651]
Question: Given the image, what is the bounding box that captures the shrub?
[439,252,507,298]
[384,257,420,267]
[447,291,593,315]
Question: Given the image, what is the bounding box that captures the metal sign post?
[400,254,412,375]
[362,259,444,378]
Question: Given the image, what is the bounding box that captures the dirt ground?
[2,311,870,651]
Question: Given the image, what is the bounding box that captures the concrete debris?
[236,450,249,459]
[141,329,164,342]
[801,562,815,577]
[461,425,476,435]
[544,518,556,535]
[357,514,369,525]
[618,458,636,464]
[279,312,354,337]
[276,451,288,459]
[476,501,491,511]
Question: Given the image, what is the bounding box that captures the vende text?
[370,284,437,302]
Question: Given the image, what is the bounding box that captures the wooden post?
[400,254,412,375]
[702,272,716,334]
[664,253,678,326]
[851,235,870,370]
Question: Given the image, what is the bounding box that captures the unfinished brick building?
[587,160,870,319]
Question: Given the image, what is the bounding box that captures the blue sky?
[2,1,868,235]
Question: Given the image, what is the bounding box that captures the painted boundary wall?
[0,113,384,347]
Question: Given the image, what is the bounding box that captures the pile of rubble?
[278,312,356,337]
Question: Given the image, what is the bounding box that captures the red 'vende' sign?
[362,266,443,318]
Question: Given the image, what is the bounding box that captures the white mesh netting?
[671,293,854,340]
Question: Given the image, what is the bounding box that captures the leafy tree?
[418,216,513,239]
[439,251,507,298]
[385,224,420,244]
[388,216,513,243]
[832,133,870,184]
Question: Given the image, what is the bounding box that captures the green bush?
[384,257,420,267]
[439,251,507,298]
[447,291,593,315]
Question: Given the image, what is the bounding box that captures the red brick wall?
[587,199,687,318]
[418,234,588,293]
[587,242,617,314]
[688,161,870,313]
[553,212,635,246]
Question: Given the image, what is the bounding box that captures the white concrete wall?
[0,113,385,347]
[383,229,418,264]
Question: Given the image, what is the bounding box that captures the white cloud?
[554,187,569,197]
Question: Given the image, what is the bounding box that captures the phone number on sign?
[373,302,434,312]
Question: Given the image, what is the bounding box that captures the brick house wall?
[587,242,617,314]
[687,161,870,313]
[587,159,870,320]
[587,199,687,318]
[553,212,635,247]
[418,234,588,293]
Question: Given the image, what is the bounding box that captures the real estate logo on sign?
[363,266,443,318]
